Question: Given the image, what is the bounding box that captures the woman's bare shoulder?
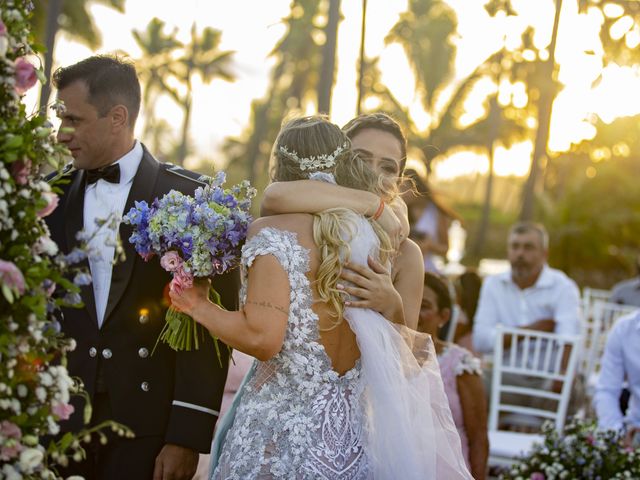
[394,238,423,270]
[248,214,317,251]
[249,214,313,236]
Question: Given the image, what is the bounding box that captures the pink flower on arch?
[0,19,7,37]
[37,191,59,218]
[11,158,32,185]
[0,260,26,295]
[14,58,38,95]
[530,473,545,480]
[51,402,75,421]
[0,420,23,461]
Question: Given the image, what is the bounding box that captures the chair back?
[488,326,581,433]
[583,300,638,381]
[581,287,612,321]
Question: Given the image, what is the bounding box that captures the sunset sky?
[27,0,640,180]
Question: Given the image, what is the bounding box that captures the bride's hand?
[168,278,211,318]
[338,256,404,324]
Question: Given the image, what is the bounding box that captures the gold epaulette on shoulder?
[163,162,209,184]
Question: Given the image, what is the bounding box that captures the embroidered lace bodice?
[213,227,370,480]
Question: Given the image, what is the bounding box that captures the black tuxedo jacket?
[46,145,240,452]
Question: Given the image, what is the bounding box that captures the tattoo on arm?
[245,299,289,316]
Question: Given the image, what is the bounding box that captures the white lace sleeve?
[239,227,309,305]
[454,350,483,377]
[242,228,307,271]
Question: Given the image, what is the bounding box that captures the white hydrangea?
[19,447,44,472]
[1,463,21,480]
[35,386,47,402]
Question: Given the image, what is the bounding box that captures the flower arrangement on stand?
[0,1,129,478]
[501,419,640,480]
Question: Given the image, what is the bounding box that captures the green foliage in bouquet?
[0,1,130,477]
[501,419,640,480]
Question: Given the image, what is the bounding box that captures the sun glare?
[29,0,640,182]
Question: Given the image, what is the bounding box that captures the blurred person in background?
[472,222,581,416]
[401,168,461,274]
[454,268,483,353]
[418,272,488,479]
[593,309,640,449]
[610,254,640,307]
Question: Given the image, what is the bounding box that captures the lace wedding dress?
[212,207,471,479]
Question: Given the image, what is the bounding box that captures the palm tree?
[31,0,126,113]
[384,0,492,166]
[317,0,342,114]
[171,24,235,165]
[221,0,325,188]
[519,0,563,221]
[132,18,182,147]
[386,0,456,119]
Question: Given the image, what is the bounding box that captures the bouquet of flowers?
[500,419,640,480]
[123,171,255,358]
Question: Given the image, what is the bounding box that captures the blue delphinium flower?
[123,172,254,279]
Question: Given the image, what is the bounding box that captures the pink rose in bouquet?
[160,251,183,273]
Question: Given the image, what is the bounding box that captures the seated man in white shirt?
[472,222,582,420]
[593,309,640,448]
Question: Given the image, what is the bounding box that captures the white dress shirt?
[472,265,582,354]
[84,141,142,328]
[594,310,640,431]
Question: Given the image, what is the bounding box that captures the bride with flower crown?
[169,115,472,479]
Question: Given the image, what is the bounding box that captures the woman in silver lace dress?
[169,116,472,479]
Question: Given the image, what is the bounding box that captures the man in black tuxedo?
[45,55,239,479]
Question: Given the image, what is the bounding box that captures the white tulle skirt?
[344,305,473,479]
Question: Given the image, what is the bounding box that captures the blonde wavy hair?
[270,115,397,328]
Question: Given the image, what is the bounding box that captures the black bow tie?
[85,163,120,185]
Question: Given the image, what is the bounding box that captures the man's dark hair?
[424,272,452,313]
[342,113,408,173]
[53,55,141,127]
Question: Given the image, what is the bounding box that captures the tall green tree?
[541,114,640,286]
[356,0,368,115]
[317,0,342,114]
[519,0,563,221]
[31,0,125,112]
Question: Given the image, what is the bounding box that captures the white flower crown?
[278,142,348,171]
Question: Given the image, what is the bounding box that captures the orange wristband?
[371,199,385,221]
